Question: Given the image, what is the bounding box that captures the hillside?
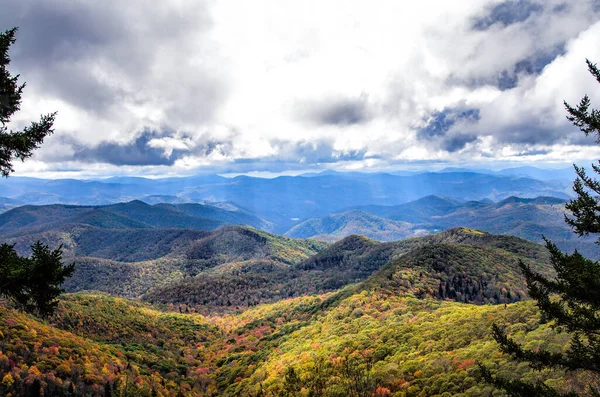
[284,210,426,242]
[0,294,223,396]
[58,226,327,299]
[144,228,553,310]
[0,226,574,396]
[365,243,540,304]
[0,289,582,396]
[355,195,464,223]
[326,195,600,258]
[0,200,272,237]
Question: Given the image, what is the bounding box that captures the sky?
[3,0,600,178]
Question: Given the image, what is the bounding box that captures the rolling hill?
[144,228,553,310]
[0,200,272,237]
[0,254,578,397]
[55,226,328,299]
[354,195,465,223]
[284,210,427,242]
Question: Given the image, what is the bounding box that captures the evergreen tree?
[482,59,600,396]
[0,27,56,176]
[0,242,73,316]
[0,27,72,316]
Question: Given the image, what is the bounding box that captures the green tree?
[0,242,73,316]
[482,59,600,396]
[0,27,72,316]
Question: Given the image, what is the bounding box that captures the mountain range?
[0,171,573,232]
[286,195,600,258]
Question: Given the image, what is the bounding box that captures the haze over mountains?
[0,169,575,234]
[1,169,594,261]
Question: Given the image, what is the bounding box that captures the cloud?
[3,0,600,177]
[418,109,480,138]
[69,131,186,166]
[416,108,480,152]
[469,20,600,148]
[269,139,371,164]
[2,0,227,142]
[66,130,238,167]
[296,94,371,126]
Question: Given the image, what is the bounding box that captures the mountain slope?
[0,200,271,237]
[333,195,600,258]
[354,194,464,222]
[365,243,540,304]
[144,228,553,310]
[58,226,327,299]
[0,290,580,396]
[284,210,424,242]
[0,294,222,396]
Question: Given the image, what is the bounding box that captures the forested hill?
[0,200,272,237]
[0,229,571,396]
[0,218,565,395]
[284,210,425,242]
[143,227,553,310]
[56,225,327,299]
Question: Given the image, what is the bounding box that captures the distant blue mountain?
[0,171,572,232]
[437,166,576,181]
[300,194,600,259]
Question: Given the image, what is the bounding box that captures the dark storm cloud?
[298,95,371,126]
[473,0,543,30]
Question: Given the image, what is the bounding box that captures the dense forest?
[0,288,585,396]
[0,226,581,396]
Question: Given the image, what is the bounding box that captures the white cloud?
[2,0,600,177]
